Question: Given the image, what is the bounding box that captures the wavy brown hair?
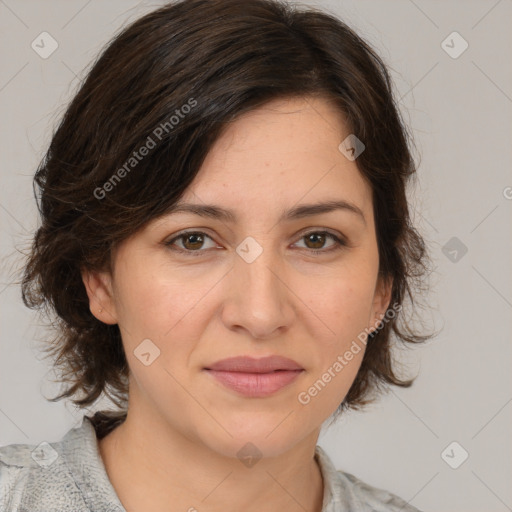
[20,0,432,432]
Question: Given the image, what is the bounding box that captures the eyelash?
[165,229,347,257]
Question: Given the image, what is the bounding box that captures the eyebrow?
[167,199,366,226]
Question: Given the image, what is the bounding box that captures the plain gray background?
[1,1,511,511]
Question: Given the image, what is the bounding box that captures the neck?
[98,403,325,512]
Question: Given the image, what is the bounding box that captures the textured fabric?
[0,416,421,511]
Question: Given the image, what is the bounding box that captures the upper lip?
[204,356,303,373]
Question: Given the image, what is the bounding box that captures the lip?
[205,355,303,373]
[203,356,304,397]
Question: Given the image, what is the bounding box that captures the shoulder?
[0,437,86,511]
[334,470,422,512]
[315,446,422,512]
[0,416,123,512]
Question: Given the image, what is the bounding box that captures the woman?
[0,0,431,510]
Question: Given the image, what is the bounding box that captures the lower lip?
[204,369,303,397]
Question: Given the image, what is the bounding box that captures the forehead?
[127,96,375,246]
[179,96,373,220]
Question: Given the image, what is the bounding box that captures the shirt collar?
[315,444,345,511]
[59,415,125,512]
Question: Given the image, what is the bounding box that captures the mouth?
[203,355,304,398]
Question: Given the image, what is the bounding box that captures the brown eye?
[294,230,346,254]
[304,232,327,249]
[181,232,205,250]
[166,231,217,254]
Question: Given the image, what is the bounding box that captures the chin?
[198,410,311,461]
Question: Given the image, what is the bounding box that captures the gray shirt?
[0,415,421,511]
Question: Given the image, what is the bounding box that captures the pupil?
[307,233,324,249]
[185,233,203,249]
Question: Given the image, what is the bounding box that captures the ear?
[368,274,393,333]
[81,268,118,325]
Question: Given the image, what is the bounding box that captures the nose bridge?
[225,236,292,337]
[237,238,282,306]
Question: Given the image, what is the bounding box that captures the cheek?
[305,267,377,341]
[112,260,226,386]
[296,339,365,426]
[295,266,374,401]
[113,260,218,339]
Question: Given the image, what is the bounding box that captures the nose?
[221,243,295,340]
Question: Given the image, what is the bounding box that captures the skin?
[82,95,392,512]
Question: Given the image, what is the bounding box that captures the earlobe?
[81,269,118,324]
[369,274,394,333]
[378,274,393,313]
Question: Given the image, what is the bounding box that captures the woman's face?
[84,95,392,458]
